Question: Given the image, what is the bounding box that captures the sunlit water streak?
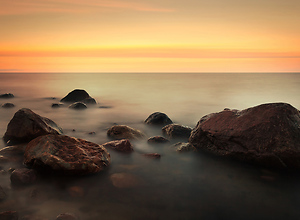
[0,73,300,220]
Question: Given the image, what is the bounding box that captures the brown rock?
[24,134,110,175]
[10,168,37,186]
[107,125,145,140]
[60,89,96,105]
[147,136,169,144]
[3,108,63,144]
[162,124,192,140]
[144,112,173,126]
[189,103,300,169]
[174,142,196,152]
[102,139,134,153]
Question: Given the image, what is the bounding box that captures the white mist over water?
[0,72,300,220]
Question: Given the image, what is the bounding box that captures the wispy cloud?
[0,0,174,15]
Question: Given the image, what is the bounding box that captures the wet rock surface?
[107,125,145,140]
[173,142,196,152]
[142,153,161,159]
[68,102,87,110]
[24,134,110,175]
[144,112,173,126]
[147,136,169,144]
[51,103,63,108]
[60,89,96,104]
[102,139,134,153]
[162,124,192,140]
[3,108,63,144]
[189,103,300,169]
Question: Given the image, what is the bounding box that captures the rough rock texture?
[173,142,196,152]
[10,168,37,186]
[147,136,170,144]
[0,93,14,99]
[3,108,63,144]
[51,103,63,108]
[1,103,15,108]
[107,125,145,140]
[60,89,96,104]
[24,134,110,175]
[0,211,18,220]
[162,124,192,140]
[189,103,300,169]
[68,102,87,110]
[102,139,134,153]
[144,112,173,126]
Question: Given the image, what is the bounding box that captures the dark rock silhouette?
[51,103,63,108]
[1,103,15,108]
[189,103,300,169]
[60,89,96,104]
[162,124,192,140]
[144,112,173,126]
[24,134,110,175]
[147,136,169,144]
[107,125,145,140]
[68,102,87,110]
[0,93,14,99]
[102,139,134,153]
[3,108,63,144]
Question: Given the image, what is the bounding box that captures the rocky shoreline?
[1,89,300,219]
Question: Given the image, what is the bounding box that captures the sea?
[0,72,300,220]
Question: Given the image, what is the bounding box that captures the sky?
[0,0,299,73]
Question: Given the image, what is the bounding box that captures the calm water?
[1,73,300,219]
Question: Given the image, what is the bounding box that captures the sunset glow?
[1,0,299,72]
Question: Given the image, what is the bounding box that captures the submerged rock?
[144,112,173,126]
[24,134,110,175]
[107,125,145,140]
[102,139,134,153]
[0,93,14,99]
[147,136,170,144]
[68,102,87,110]
[3,108,63,144]
[1,103,15,108]
[10,168,37,186]
[189,103,300,169]
[162,124,192,140]
[56,213,79,220]
[51,103,63,108]
[60,89,96,104]
[142,153,161,159]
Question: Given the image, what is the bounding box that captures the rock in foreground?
[144,112,173,126]
[107,125,145,140]
[24,134,110,175]
[3,108,63,144]
[189,103,300,169]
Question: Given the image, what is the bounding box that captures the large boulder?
[189,103,300,169]
[24,134,110,175]
[144,112,173,126]
[162,124,192,140]
[107,125,145,140]
[3,108,63,144]
[60,89,96,104]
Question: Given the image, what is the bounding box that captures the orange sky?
[0,0,299,72]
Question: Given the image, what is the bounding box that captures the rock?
[10,168,37,186]
[110,173,142,188]
[0,211,18,220]
[20,214,49,220]
[60,89,96,104]
[107,125,145,140]
[189,103,300,169]
[1,103,15,108]
[173,142,196,152]
[0,144,27,155]
[162,124,192,140]
[102,139,134,153]
[68,102,87,110]
[24,134,110,175]
[144,112,173,126]
[51,103,63,108]
[56,213,78,220]
[0,93,14,99]
[147,136,169,144]
[0,185,7,200]
[142,153,161,159]
[3,108,63,144]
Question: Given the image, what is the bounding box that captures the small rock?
[0,211,18,220]
[162,124,192,140]
[0,144,27,155]
[0,93,14,99]
[174,142,196,152]
[102,139,134,153]
[56,213,78,220]
[107,125,145,140]
[51,103,63,108]
[147,136,169,144]
[142,153,161,159]
[68,102,87,110]
[61,89,95,105]
[144,112,173,126]
[1,103,15,108]
[88,132,96,135]
[10,168,37,186]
